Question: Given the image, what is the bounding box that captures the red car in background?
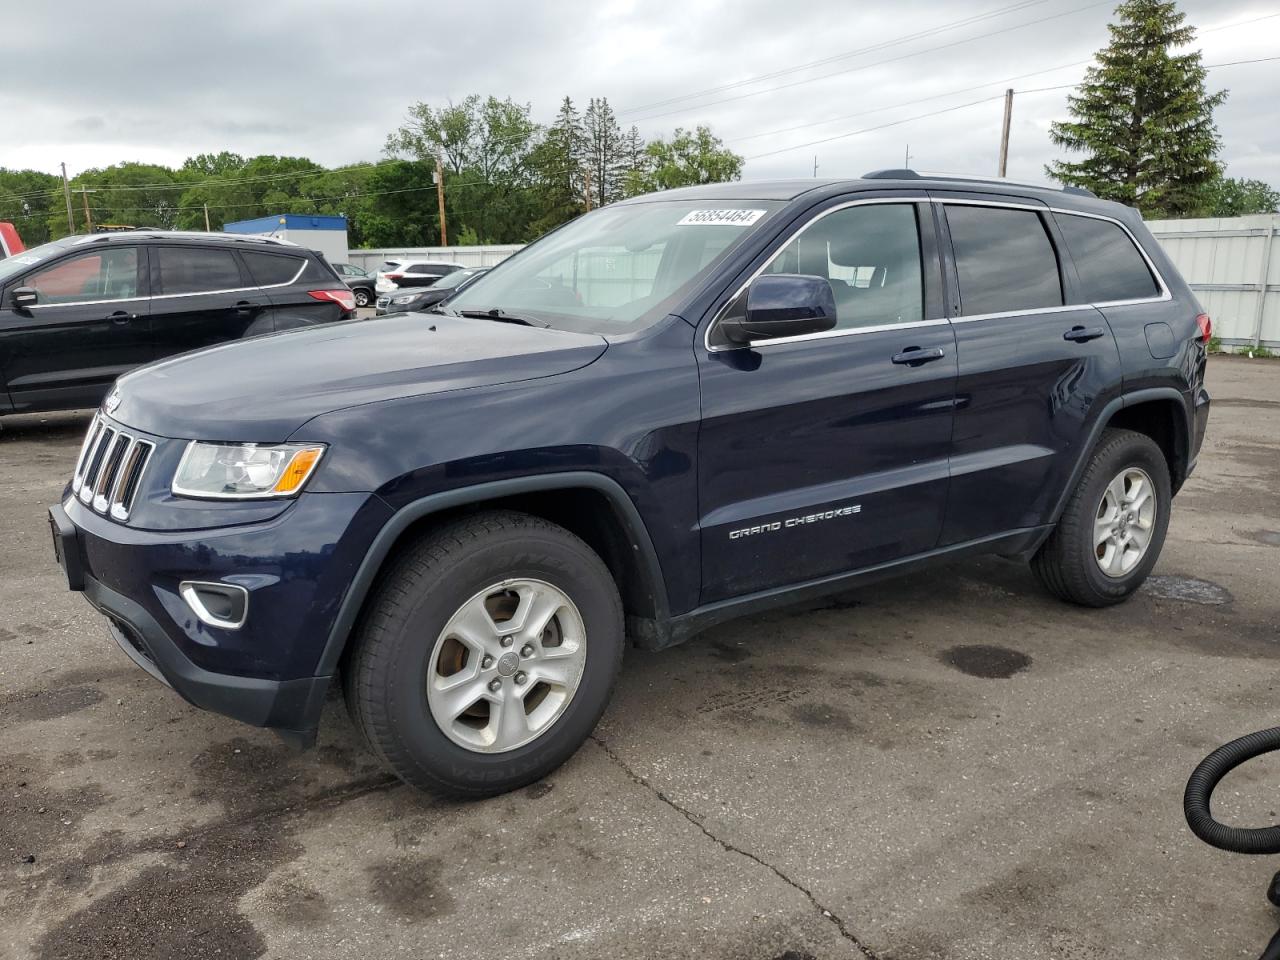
[0,223,24,261]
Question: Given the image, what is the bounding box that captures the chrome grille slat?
[71,416,104,494]
[79,427,115,504]
[69,415,155,522]
[110,439,154,521]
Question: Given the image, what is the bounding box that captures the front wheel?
[343,511,624,796]
[1031,428,1172,607]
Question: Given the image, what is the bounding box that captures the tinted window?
[378,261,402,272]
[26,248,138,303]
[946,205,1063,315]
[157,246,243,294]
[765,203,923,329]
[1056,213,1159,303]
[241,251,305,286]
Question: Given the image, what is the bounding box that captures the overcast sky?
[1,0,1276,188]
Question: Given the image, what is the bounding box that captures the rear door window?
[25,248,140,303]
[241,251,306,286]
[945,205,1063,316]
[156,246,245,295]
[1055,213,1160,303]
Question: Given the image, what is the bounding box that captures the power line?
[623,0,1116,124]
[614,0,1054,116]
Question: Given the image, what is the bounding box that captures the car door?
[0,244,151,412]
[933,195,1123,545]
[697,196,957,604]
[149,243,271,357]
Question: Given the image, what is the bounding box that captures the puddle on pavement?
[1247,530,1280,547]
[941,644,1031,679]
[1142,575,1234,605]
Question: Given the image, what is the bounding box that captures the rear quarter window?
[241,251,306,286]
[1056,213,1160,303]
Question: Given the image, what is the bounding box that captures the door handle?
[891,346,946,366]
[1063,325,1106,343]
[105,310,136,325]
[233,300,256,314]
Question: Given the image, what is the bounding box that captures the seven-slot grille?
[71,415,155,522]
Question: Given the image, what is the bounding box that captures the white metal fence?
[348,215,1280,351]
[1146,214,1279,351]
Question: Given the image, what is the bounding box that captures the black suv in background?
[0,231,354,416]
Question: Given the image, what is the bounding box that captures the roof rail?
[861,168,1096,198]
[77,230,296,246]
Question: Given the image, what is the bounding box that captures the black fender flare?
[1044,386,1191,531]
[314,471,671,676]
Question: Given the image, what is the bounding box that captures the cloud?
[1,0,1274,185]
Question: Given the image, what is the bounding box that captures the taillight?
[384,273,403,281]
[1196,313,1212,343]
[309,289,356,311]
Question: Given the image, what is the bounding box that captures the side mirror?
[11,287,38,310]
[720,274,836,345]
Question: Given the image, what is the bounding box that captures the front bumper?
[49,490,392,745]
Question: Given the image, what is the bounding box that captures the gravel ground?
[1,357,1278,960]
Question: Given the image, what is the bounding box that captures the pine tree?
[527,96,587,234]
[1047,0,1225,217]
[582,97,627,206]
[620,125,648,199]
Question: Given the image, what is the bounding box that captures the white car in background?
[374,259,466,293]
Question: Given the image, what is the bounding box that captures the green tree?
[0,169,62,245]
[387,95,541,244]
[1194,177,1280,217]
[527,96,586,235]
[583,97,627,205]
[625,126,744,195]
[1047,0,1226,217]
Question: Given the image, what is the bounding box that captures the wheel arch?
[1047,387,1192,530]
[315,472,671,676]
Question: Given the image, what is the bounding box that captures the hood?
[113,313,607,441]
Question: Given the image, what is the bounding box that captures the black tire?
[343,510,623,796]
[353,288,371,307]
[1031,428,1171,607]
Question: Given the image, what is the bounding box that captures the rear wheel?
[344,511,623,796]
[353,288,371,307]
[1031,428,1171,607]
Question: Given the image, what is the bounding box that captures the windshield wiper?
[456,308,550,328]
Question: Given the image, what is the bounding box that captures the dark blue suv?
[48,171,1211,796]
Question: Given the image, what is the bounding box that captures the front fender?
[313,471,671,675]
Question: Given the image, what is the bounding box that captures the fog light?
[179,581,249,629]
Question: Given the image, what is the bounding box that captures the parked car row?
[0,231,354,415]
[375,266,487,315]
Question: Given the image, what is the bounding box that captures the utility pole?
[812,155,819,178]
[434,154,448,247]
[203,203,211,232]
[583,166,593,212]
[60,163,75,234]
[74,186,97,233]
[998,88,1014,178]
[904,144,913,169]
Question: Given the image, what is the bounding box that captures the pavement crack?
[590,735,880,959]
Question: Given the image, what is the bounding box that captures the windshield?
[432,268,481,291]
[446,200,784,334]
[0,237,77,284]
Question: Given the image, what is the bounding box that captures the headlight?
[390,294,420,305]
[172,442,326,499]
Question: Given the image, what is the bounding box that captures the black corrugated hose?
[1184,726,1280,960]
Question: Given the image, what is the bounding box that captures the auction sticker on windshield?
[677,209,766,227]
